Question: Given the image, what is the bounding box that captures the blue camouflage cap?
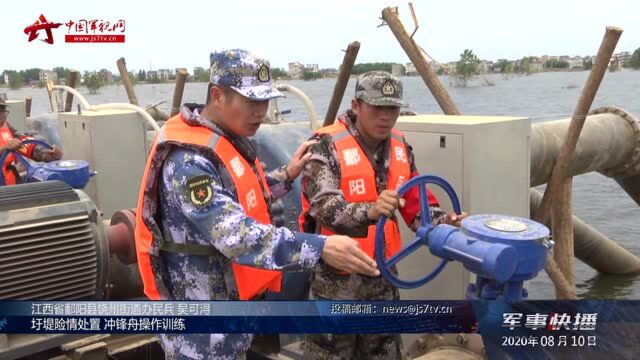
[209,49,283,101]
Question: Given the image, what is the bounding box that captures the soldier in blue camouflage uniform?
[153,50,380,360]
[301,71,468,360]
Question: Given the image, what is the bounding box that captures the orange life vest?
[298,120,411,260]
[135,114,282,300]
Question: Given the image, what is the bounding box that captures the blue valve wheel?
[375,174,462,289]
[0,139,52,186]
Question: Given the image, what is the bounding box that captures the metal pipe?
[106,223,132,259]
[615,175,640,207]
[531,107,640,205]
[105,209,137,265]
[530,188,640,275]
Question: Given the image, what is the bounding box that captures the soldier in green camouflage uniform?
[301,71,467,360]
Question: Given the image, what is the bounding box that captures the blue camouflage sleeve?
[163,149,325,271]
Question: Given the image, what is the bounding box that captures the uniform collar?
[180,104,257,162]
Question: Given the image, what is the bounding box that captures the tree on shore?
[351,62,393,74]
[544,59,569,69]
[8,72,24,89]
[449,49,480,87]
[84,72,104,94]
[302,70,322,81]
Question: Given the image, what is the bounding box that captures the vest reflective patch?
[394,146,407,163]
[395,175,407,190]
[349,178,366,196]
[246,188,258,210]
[230,156,245,177]
[342,148,361,166]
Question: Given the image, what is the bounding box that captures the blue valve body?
[461,214,550,281]
[428,215,550,284]
[428,225,518,283]
[29,160,94,189]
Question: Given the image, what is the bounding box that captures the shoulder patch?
[187,175,213,207]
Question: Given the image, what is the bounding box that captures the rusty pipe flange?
[590,107,640,179]
[106,208,137,264]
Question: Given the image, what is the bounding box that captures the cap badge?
[382,81,395,96]
[258,64,270,82]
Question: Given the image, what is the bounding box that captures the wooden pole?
[534,26,623,299]
[64,70,79,112]
[170,69,188,117]
[324,41,360,126]
[116,57,139,105]
[46,80,57,112]
[381,7,460,115]
[552,180,576,294]
[25,97,32,118]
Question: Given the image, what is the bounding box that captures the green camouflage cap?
[355,71,407,107]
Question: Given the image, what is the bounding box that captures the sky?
[1,0,638,73]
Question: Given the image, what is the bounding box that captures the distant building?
[3,73,9,84]
[288,62,305,79]
[405,62,417,75]
[146,70,158,79]
[609,57,623,68]
[582,56,594,67]
[613,51,631,66]
[99,69,113,84]
[391,63,405,77]
[567,56,584,69]
[530,58,545,72]
[157,69,172,81]
[304,64,319,73]
[39,70,57,83]
[559,55,570,62]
